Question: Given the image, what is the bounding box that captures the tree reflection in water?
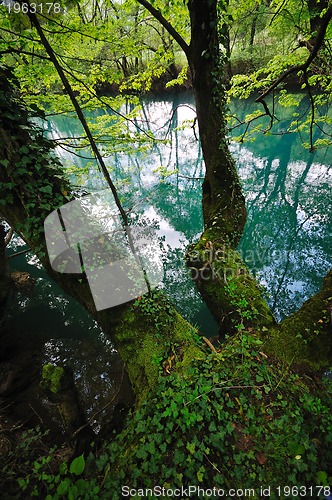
[5,92,330,426]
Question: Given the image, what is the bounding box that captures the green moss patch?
[40,364,65,394]
[264,286,332,373]
[186,234,275,335]
[113,290,203,405]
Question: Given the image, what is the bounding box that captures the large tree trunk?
[187,0,246,244]
[137,0,246,244]
[307,0,329,39]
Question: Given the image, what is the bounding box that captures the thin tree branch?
[303,70,315,152]
[4,227,14,246]
[228,112,266,141]
[0,48,50,61]
[8,248,31,259]
[314,120,332,139]
[136,0,190,58]
[268,0,289,27]
[54,144,96,160]
[0,26,41,44]
[256,5,332,104]
[22,2,129,226]
[35,10,121,44]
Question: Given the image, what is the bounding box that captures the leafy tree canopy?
[0,0,331,154]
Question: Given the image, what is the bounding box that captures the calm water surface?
[45,91,330,323]
[6,92,331,418]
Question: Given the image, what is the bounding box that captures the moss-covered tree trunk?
[187,0,246,242]
[264,268,332,373]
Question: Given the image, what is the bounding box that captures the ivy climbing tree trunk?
[187,0,246,243]
[307,0,329,43]
[137,0,246,244]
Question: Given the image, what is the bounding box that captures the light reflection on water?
[5,92,331,423]
[42,333,124,427]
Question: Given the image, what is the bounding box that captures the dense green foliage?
[0,66,71,258]
[228,0,332,148]
[104,337,332,497]
[3,335,331,498]
[0,0,331,151]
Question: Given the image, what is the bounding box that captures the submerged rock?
[11,271,35,290]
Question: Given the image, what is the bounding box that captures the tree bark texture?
[188,0,246,244]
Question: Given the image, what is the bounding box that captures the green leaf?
[76,478,87,492]
[39,185,53,195]
[186,442,195,454]
[197,465,205,482]
[316,471,328,485]
[69,454,85,476]
[173,449,185,465]
[288,442,305,457]
[18,478,28,490]
[57,478,70,495]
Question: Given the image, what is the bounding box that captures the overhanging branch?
[136,0,190,58]
[256,5,332,104]
[21,2,129,227]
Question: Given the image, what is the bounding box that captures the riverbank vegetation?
[0,0,331,497]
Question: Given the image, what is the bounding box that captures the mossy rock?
[40,364,65,394]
